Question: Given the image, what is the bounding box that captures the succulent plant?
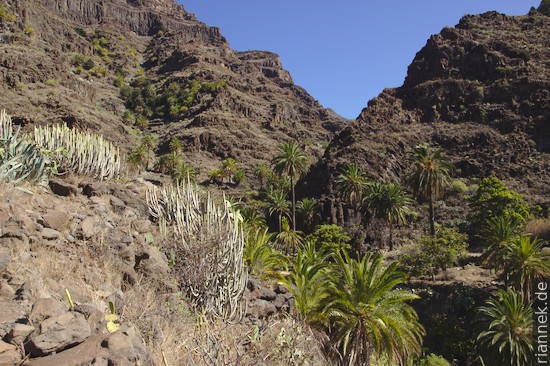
[0,110,50,185]
[147,178,247,321]
[33,123,122,180]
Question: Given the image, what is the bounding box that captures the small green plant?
[74,27,87,37]
[44,79,58,86]
[105,301,120,333]
[0,6,16,22]
[14,82,25,89]
[23,26,34,36]
[65,288,75,310]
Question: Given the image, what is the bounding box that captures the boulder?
[41,228,61,240]
[29,298,66,325]
[7,323,35,344]
[79,217,96,239]
[40,211,70,231]
[246,299,276,319]
[48,178,80,197]
[0,340,21,365]
[26,311,92,356]
[134,245,169,276]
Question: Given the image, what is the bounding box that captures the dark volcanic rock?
[299,10,550,228]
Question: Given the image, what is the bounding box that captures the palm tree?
[222,157,239,184]
[244,228,286,278]
[281,240,330,323]
[172,161,196,184]
[272,142,308,231]
[127,144,147,171]
[296,197,319,233]
[140,134,157,170]
[363,182,411,250]
[475,288,534,366]
[276,217,304,254]
[267,189,290,233]
[407,144,454,236]
[479,215,523,274]
[241,207,267,230]
[253,162,270,190]
[502,235,550,302]
[335,163,370,211]
[169,137,183,153]
[321,251,425,365]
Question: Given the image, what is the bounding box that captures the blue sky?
[180,1,540,119]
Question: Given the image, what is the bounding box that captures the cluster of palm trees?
[209,157,246,185]
[334,143,454,249]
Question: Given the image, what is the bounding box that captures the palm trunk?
[291,175,296,231]
[389,221,394,251]
[278,213,282,233]
[429,186,435,236]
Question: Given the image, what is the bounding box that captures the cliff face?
[299,9,550,224]
[0,0,346,178]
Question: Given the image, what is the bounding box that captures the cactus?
[147,178,247,321]
[0,110,50,185]
[33,123,122,180]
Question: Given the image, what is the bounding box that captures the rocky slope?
[299,8,550,226]
[0,0,347,179]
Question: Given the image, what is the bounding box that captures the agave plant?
[33,123,121,180]
[0,110,50,185]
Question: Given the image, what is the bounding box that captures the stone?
[259,287,277,301]
[81,182,111,197]
[134,245,169,276]
[273,294,289,311]
[109,195,126,211]
[49,178,79,197]
[41,228,61,240]
[274,283,289,294]
[247,278,261,292]
[26,311,92,356]
[40,211,70,231]
[0,340,21,365]
[0,281,16,296]
[79,217,96,239]
[29,298,66,325]
[7,323,35,343]
[0,247,9,273]
[131,219,152,234]
[246,299,276,319]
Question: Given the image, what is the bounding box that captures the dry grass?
[525,217,550,241]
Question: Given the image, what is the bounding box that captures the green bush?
[400,227,468,278]
[0,6,15,22]
[469,177,530,238]
[450,179,468,196]
[44,79,57,86]
[418,354,451,366]
[305,224,351,254]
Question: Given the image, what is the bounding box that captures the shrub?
[399,227,468,278]
[450,179,468,196]
[0,6,15,22]
[418,354,451,366]
[74,27,87,37]
[44,79,58,86]
[23,26,34,36]
[305,224,351,254]
[469,177,530,238]
[525,217,550,241]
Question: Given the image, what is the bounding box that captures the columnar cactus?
[147,179,247,321]
[33,123,121,180]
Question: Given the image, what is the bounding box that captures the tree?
[475,289,534,366]
[172,161,195,184]
[276,217,304,254]
[305,224,352,254]
[267,189,290,233]
[296,197,319,233]
[502,235,550,302]
[335,163,369,210]
[469,176,530,239]
[244,227,286,278]
[272,142,308,231]
[222,157,239,184]
[127,143,147,171]
[253,162,270,190]
[479,215,523,273]
[407,143,454,236]
[322,251,425,365]
[281,240,330,323]
[363,182,411,250]
[140,134,156,170]
[169,137,183,153]
[399,227,468,280]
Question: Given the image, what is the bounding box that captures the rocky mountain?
[0,0,347,179]
[299,8,550,225]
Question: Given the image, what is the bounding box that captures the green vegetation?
[407,143,454,236]
[272,141,308,231]
[400,227,468,279]
[0,6,16,23]
[305,224,351,254]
